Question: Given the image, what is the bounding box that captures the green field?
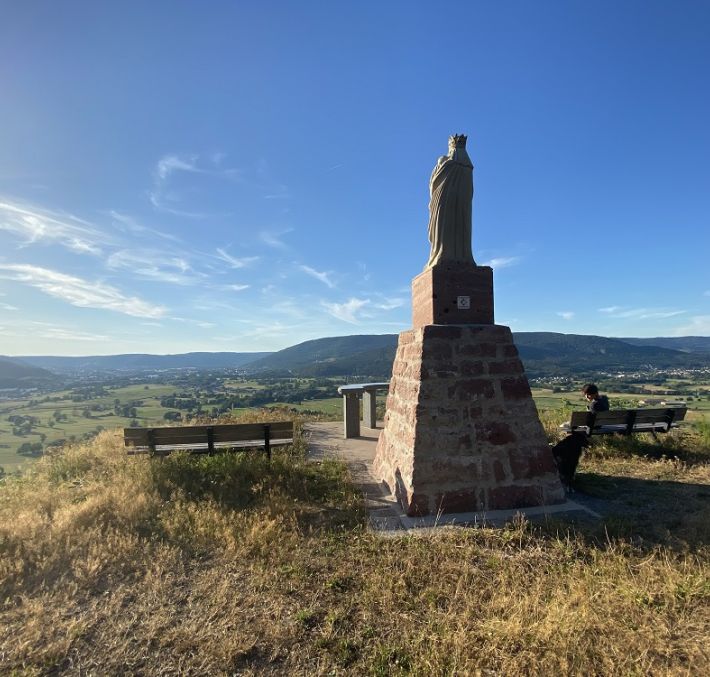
[531,387,710,423]
[272,396,343,415]
[0,384,180,472]
[0,380,343,472]
[2,380,708,474]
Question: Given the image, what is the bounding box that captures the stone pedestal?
[374,260,564,517]
[373,324,565,516]
[412,262,494,328]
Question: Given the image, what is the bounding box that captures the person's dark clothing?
[588,395,609,413]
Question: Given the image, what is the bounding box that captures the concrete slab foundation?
[305,422,597,534]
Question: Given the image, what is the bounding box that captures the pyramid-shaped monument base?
[373,324,565,516]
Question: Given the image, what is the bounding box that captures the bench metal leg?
[263,424,271,459]
[362,390,377,429]
[343,393,360,439]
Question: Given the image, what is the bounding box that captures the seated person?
[581,383,609,412]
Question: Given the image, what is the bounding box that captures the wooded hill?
[243,332,710,379]
[0,357,59,389]
[5,334,710,381]
[620,336,710,353]
[11,351,272,374]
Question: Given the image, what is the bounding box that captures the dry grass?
[1,415,709,675]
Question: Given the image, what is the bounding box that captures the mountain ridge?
[5,333,709,380]
[246,332,708,379]
[619,336,710,353]
[11,352,272,374]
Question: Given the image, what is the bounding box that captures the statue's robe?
[426,149,475,268]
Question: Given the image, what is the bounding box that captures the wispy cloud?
[0,302,18,311]
[322,297,370,324]
[270,299,310,320]
[0,321,110,342]
[557,311,575,320]
[106,249,203,285]
[215,248,260,269]
[149,153,240,218]
[672,315,710,335]
[498,317,520,328]
[169,316,218,328]
[480,256,522,269]
[260,229,292,249]
[374,298,405,310]
[299,264,335,288]
[224,284,250,292]
[29,322,110,342]
[155,154,199,181]
[0,263,166,318]
[217,320,292,342]
[357,262,372,282]
[109,211,181,243]
[598,306,685,320]
[0,199,107,255]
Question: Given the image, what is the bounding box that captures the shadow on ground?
[543,472,710,551]
[591,432,710,466]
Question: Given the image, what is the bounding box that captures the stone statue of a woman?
[425,134,475,269]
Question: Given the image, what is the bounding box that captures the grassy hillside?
[1,412,708,674]
[0,383,188,473]
[243,334,399,373]
[0,356,58,388]
[244,332,710,379]
[515,332,697,375]
[295,344,399,378]
[620,336,710,353]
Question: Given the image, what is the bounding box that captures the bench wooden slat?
[213,421,293,440]
[633,409,684,424]
[566,408,687,436]
[124,422,293,444]
[123,421,294,457]
[123,426,205,444]
[126,439,294,456]
[668,407,686,422]
[147,424,285,445]
[124,428,207,445]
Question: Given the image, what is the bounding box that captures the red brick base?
[412,262,494,327]
[373,324,565,516]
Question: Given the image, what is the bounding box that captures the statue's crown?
[449,134,468,148]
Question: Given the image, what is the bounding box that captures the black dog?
[551,432,590,492]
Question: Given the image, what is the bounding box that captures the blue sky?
[1,1,708,356]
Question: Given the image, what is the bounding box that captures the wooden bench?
[337,382,390,438]
[124,421,294,459]
[561,407,687,438]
